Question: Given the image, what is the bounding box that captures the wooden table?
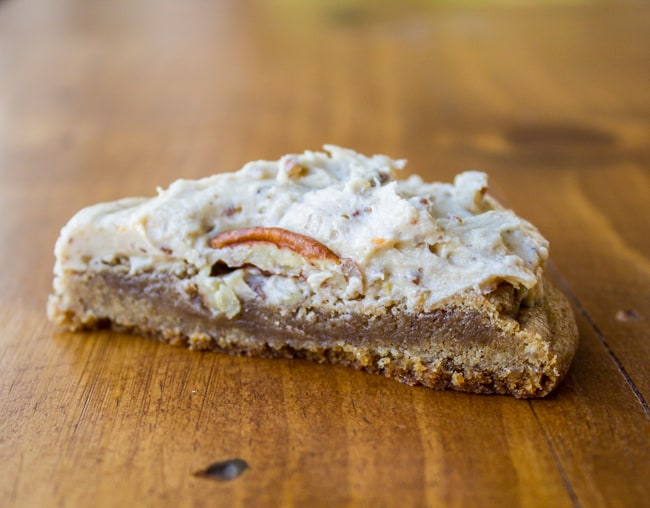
[1,0,648,506]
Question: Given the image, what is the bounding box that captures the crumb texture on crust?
[48,269,578,398]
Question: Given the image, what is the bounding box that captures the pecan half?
[210,227,340,263]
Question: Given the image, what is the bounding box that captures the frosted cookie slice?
[48,146,578,397]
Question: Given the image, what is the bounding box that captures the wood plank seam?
[548,263,650,418]
[528,400,582,508]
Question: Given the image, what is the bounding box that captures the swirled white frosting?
[53,146,549,317]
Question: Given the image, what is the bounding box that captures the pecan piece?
[210,227,340,263]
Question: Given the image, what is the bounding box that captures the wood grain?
[1,0,649,506]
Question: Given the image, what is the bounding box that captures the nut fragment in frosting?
[211,227,341,263]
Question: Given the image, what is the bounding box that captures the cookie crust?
[48,268,578,398]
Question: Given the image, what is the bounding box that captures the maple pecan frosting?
[51,146,549,319]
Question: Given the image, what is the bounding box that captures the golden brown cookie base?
[48,269,578,398]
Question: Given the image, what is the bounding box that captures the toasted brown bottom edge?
[48,270,579,398]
